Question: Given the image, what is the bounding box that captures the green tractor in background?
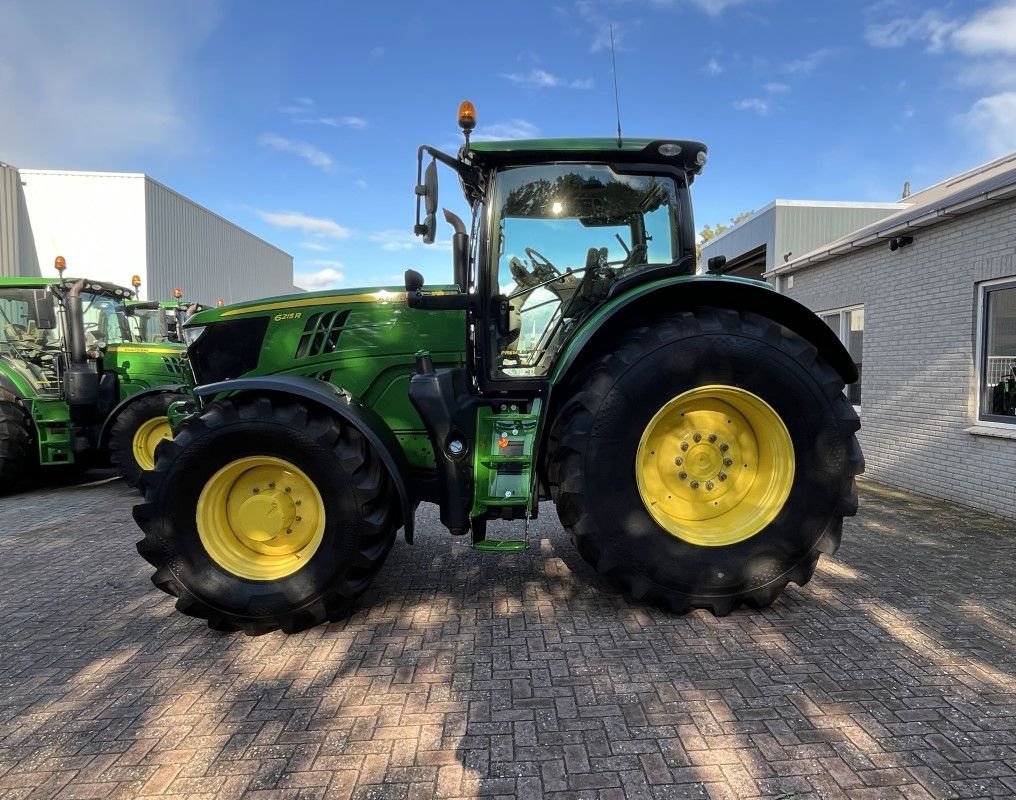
[135,102,862,635]
[125,280,212,344]
[0,260,190,491]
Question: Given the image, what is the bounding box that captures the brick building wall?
[783,200,1016,520]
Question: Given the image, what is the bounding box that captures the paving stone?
[0,479,1013,798]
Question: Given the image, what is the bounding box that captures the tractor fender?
[193,375,417,542]
[0,371,25,398]
[0,360,37,399]
[98,385,189,452]
[552,275,857,387]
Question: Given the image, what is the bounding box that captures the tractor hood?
[181,285,466,389]
[183,286,411,326]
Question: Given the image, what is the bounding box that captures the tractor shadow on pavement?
[0,480,1013,797]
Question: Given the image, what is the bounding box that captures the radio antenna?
[609,24,622,148]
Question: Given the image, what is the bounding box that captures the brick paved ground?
[0,476,1013,799]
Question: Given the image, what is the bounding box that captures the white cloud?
[257,133,333,170]
[0,0,220,167]
[473,119,539,140]
[257,210,352,239]
[295,266,345,289]
[782,48,835,74]
[865,2,1016,55]
[299,241,330,252]
[865,9,958,50]
[501,68,560,88]
[683,0,754,14]
[704,58,723,75]
[764,81,790,94]
[355,179,369,188]
[500,68,594,90]
[733,98,769,115]
[369,230,422,252]
[953,1,1016,55]
[298,115,368,130]
[278,97,367,129]
[958,91,1016,156]
[575,1,623,53]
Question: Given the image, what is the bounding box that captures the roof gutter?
[766,180,1016,278]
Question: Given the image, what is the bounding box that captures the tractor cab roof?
[0,276,134,300]
[463,138,708,178]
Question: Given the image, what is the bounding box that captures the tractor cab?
[125,281,205,344]
[405,105,705,394]
[0,282,62,396]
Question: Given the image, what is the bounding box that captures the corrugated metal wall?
[775,206,901,267]
[701,202,906,276]
[1,164,21,277]
[145,179,293,305]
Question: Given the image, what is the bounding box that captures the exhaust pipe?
[65,279,88,365]
[64,279,99,406]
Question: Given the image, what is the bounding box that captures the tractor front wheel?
[109,393,189,488]
[133,395,400,635]
[548,309,862,614]
[0,387,34,493]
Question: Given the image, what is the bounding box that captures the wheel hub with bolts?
[196,456,326,580]
[635,385,795,547]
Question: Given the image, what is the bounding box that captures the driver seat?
[3,323,29,346]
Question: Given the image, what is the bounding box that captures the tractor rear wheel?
[134,395,400,635]
[0,387,34,493]
[109,392,189,488]
[547,309,862,614]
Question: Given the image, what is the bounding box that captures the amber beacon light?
[458,100,476,145]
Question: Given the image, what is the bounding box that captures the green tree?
[696,210,754,259]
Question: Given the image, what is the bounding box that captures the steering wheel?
[524,247,561,279]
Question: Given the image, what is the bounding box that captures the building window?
[978,279,1016,423]
[820,306,863,405]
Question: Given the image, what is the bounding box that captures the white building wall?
[784,201,1016,520]
[16,170,148,290]
[144,178,293,305]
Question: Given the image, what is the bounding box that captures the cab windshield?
[129,306,171,343]
[81,292,132,347]
[491,163,681,378]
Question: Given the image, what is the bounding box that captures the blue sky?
[2,0,1015,290]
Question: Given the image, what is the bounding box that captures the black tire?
[109,392,189,489]
[547,308,863,615]
[0,387,35,493]
[133,395,400,635]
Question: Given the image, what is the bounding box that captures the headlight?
[182,325,206,346]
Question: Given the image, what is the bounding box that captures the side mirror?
[414,159,439,244]
[31,290,58,330]
[404,268,468,311]
[404,269,424,293]
[706,255,727,274]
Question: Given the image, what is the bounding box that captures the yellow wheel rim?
[132,416,173,472]
[635,385,795,546]
[196,456,326,580]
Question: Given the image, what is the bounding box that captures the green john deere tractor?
[0,264,190,491]
[126,298,210,344]
[135,103,862,634]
